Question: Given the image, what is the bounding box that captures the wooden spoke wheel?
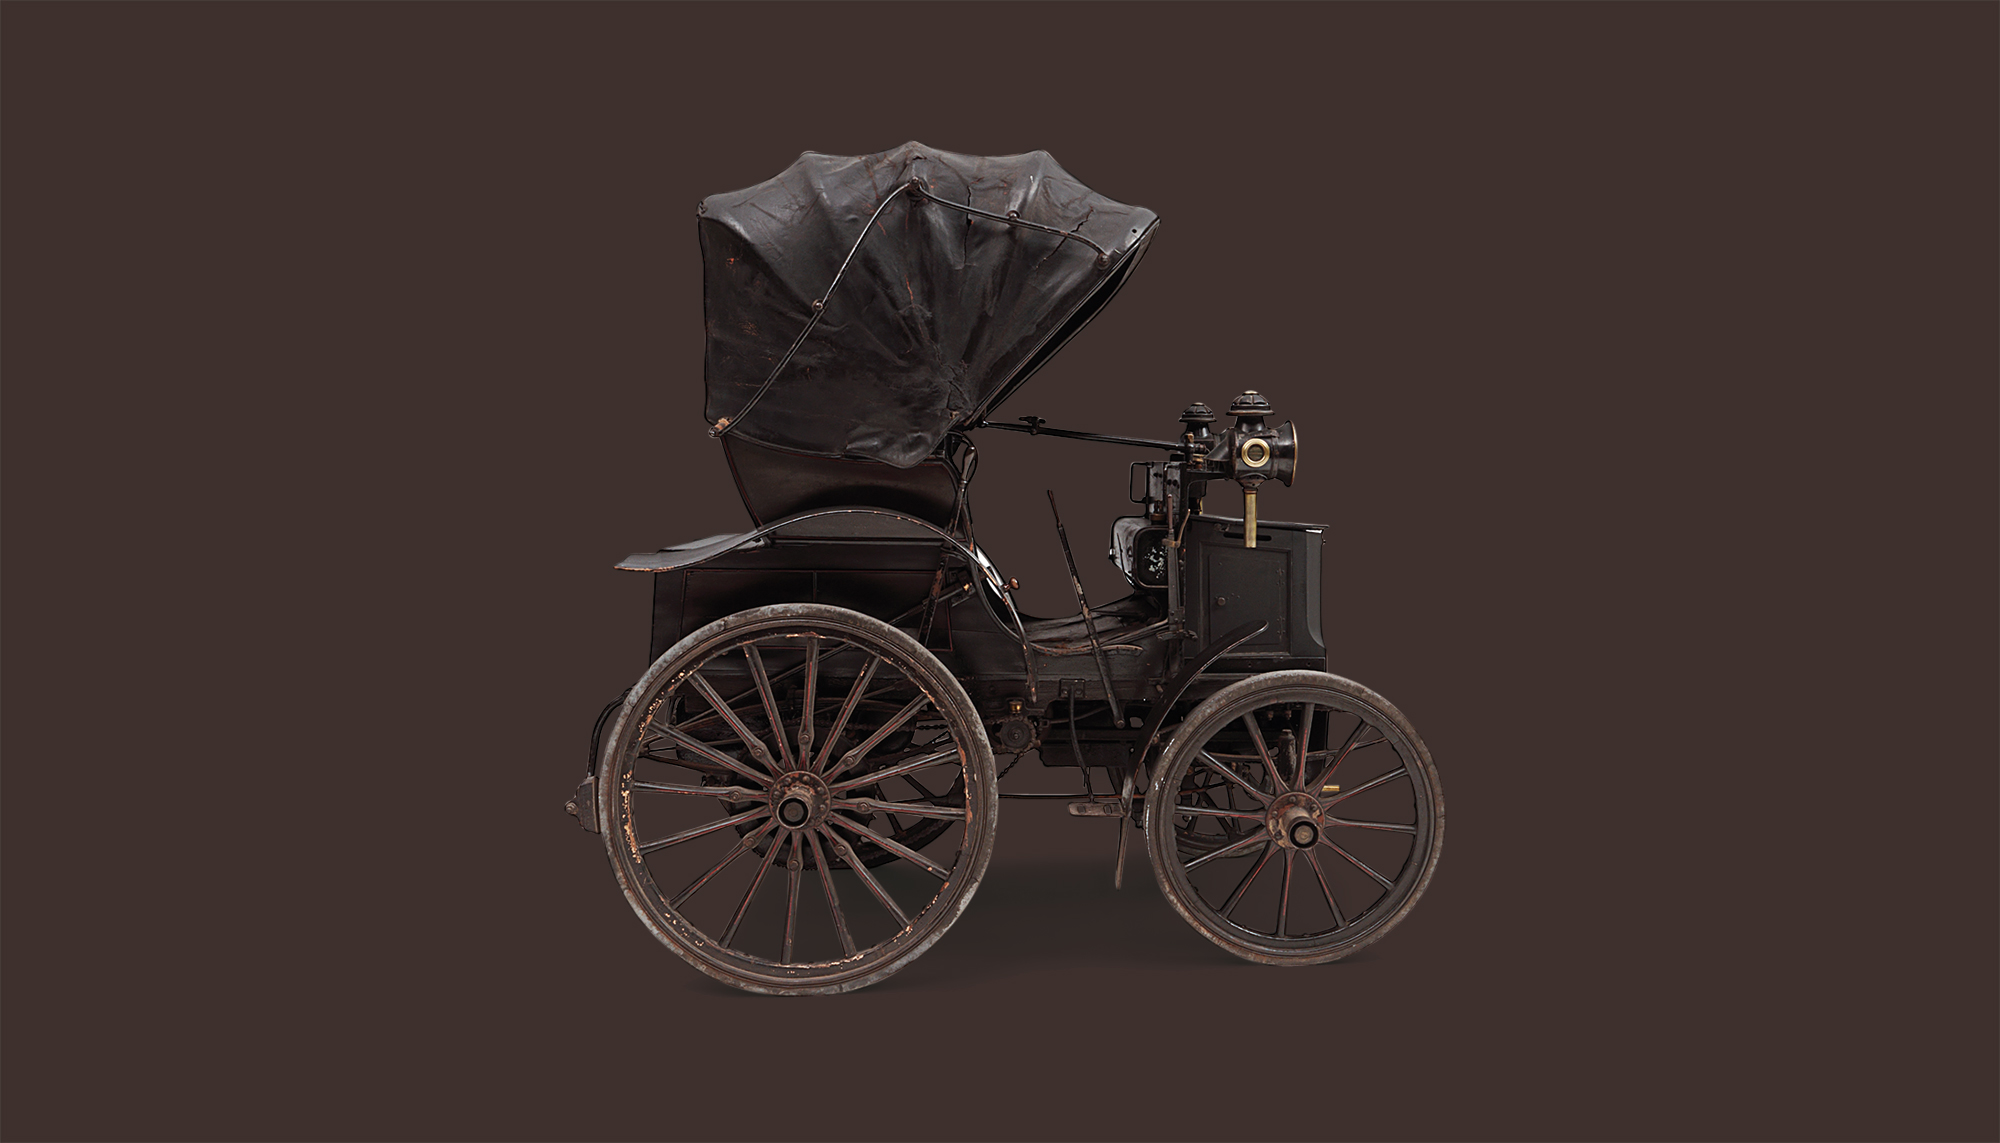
[596,604,998,995]
[1145,671,1443,965]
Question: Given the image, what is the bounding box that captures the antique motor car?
[567,143,1443,994]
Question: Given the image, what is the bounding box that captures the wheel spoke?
[1304,848,1348,930]
[1276,849,1294,936]
[1320,835,1395,889]
[829,814,950,879]
[844,693,918,714]
[668,640,859,737]
[1327,815,1416,833]
[631,780,769,801]
[782,833,802,964]
[824,693,932,783]
[647,724,771,787]
[797,635,820,763]
[1184,828,1269,872]
[1294,703,1314,789]
[803,829,856,958]
[670,819,776,909]
[828,747,960,793]
[720,831,781,947]
[813,656,882,771]
[1241,713,1290,794]
[688,673,776,771]
[744,643,793,770]
[1172,803,1265,821]
[832,796,966,821]
[1195,750,1274,806]
[1308,725,1387,794]
[639,804,770,854]
[1220,842,1277,918]
[902,771,936,799]
[1321,766,1409,808]
[1305,718,1363,792]
[821,828,910,928]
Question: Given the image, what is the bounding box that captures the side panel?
[647,540,945,662]
[1181,515,1326,670]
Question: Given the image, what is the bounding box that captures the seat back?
[722,436,960,528]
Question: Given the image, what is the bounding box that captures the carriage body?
[571,145,1442,994]
[634,443,1331,736]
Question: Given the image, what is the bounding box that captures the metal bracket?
[565,776,598,833]
[1113,767,1135,889]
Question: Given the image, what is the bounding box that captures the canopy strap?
[713,179,1113,441]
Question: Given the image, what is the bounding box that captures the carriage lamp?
[1217,390,1298,548]
[1179,401,1217,516]
[1180,401,1217,447]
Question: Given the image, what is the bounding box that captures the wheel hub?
[770,771,829,830]
[1268,791,1322,850]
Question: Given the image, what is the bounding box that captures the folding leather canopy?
[700,142,1158,468]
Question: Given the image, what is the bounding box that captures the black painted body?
[630,448,1326,773]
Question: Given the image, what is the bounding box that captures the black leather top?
[700,142,1157,467]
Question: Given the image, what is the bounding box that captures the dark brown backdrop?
[4,4,1994,1140]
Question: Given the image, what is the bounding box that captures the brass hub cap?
[771,771,829,831]
[1268,791,1323,850]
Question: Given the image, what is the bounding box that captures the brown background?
[3,3,1994,1140]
